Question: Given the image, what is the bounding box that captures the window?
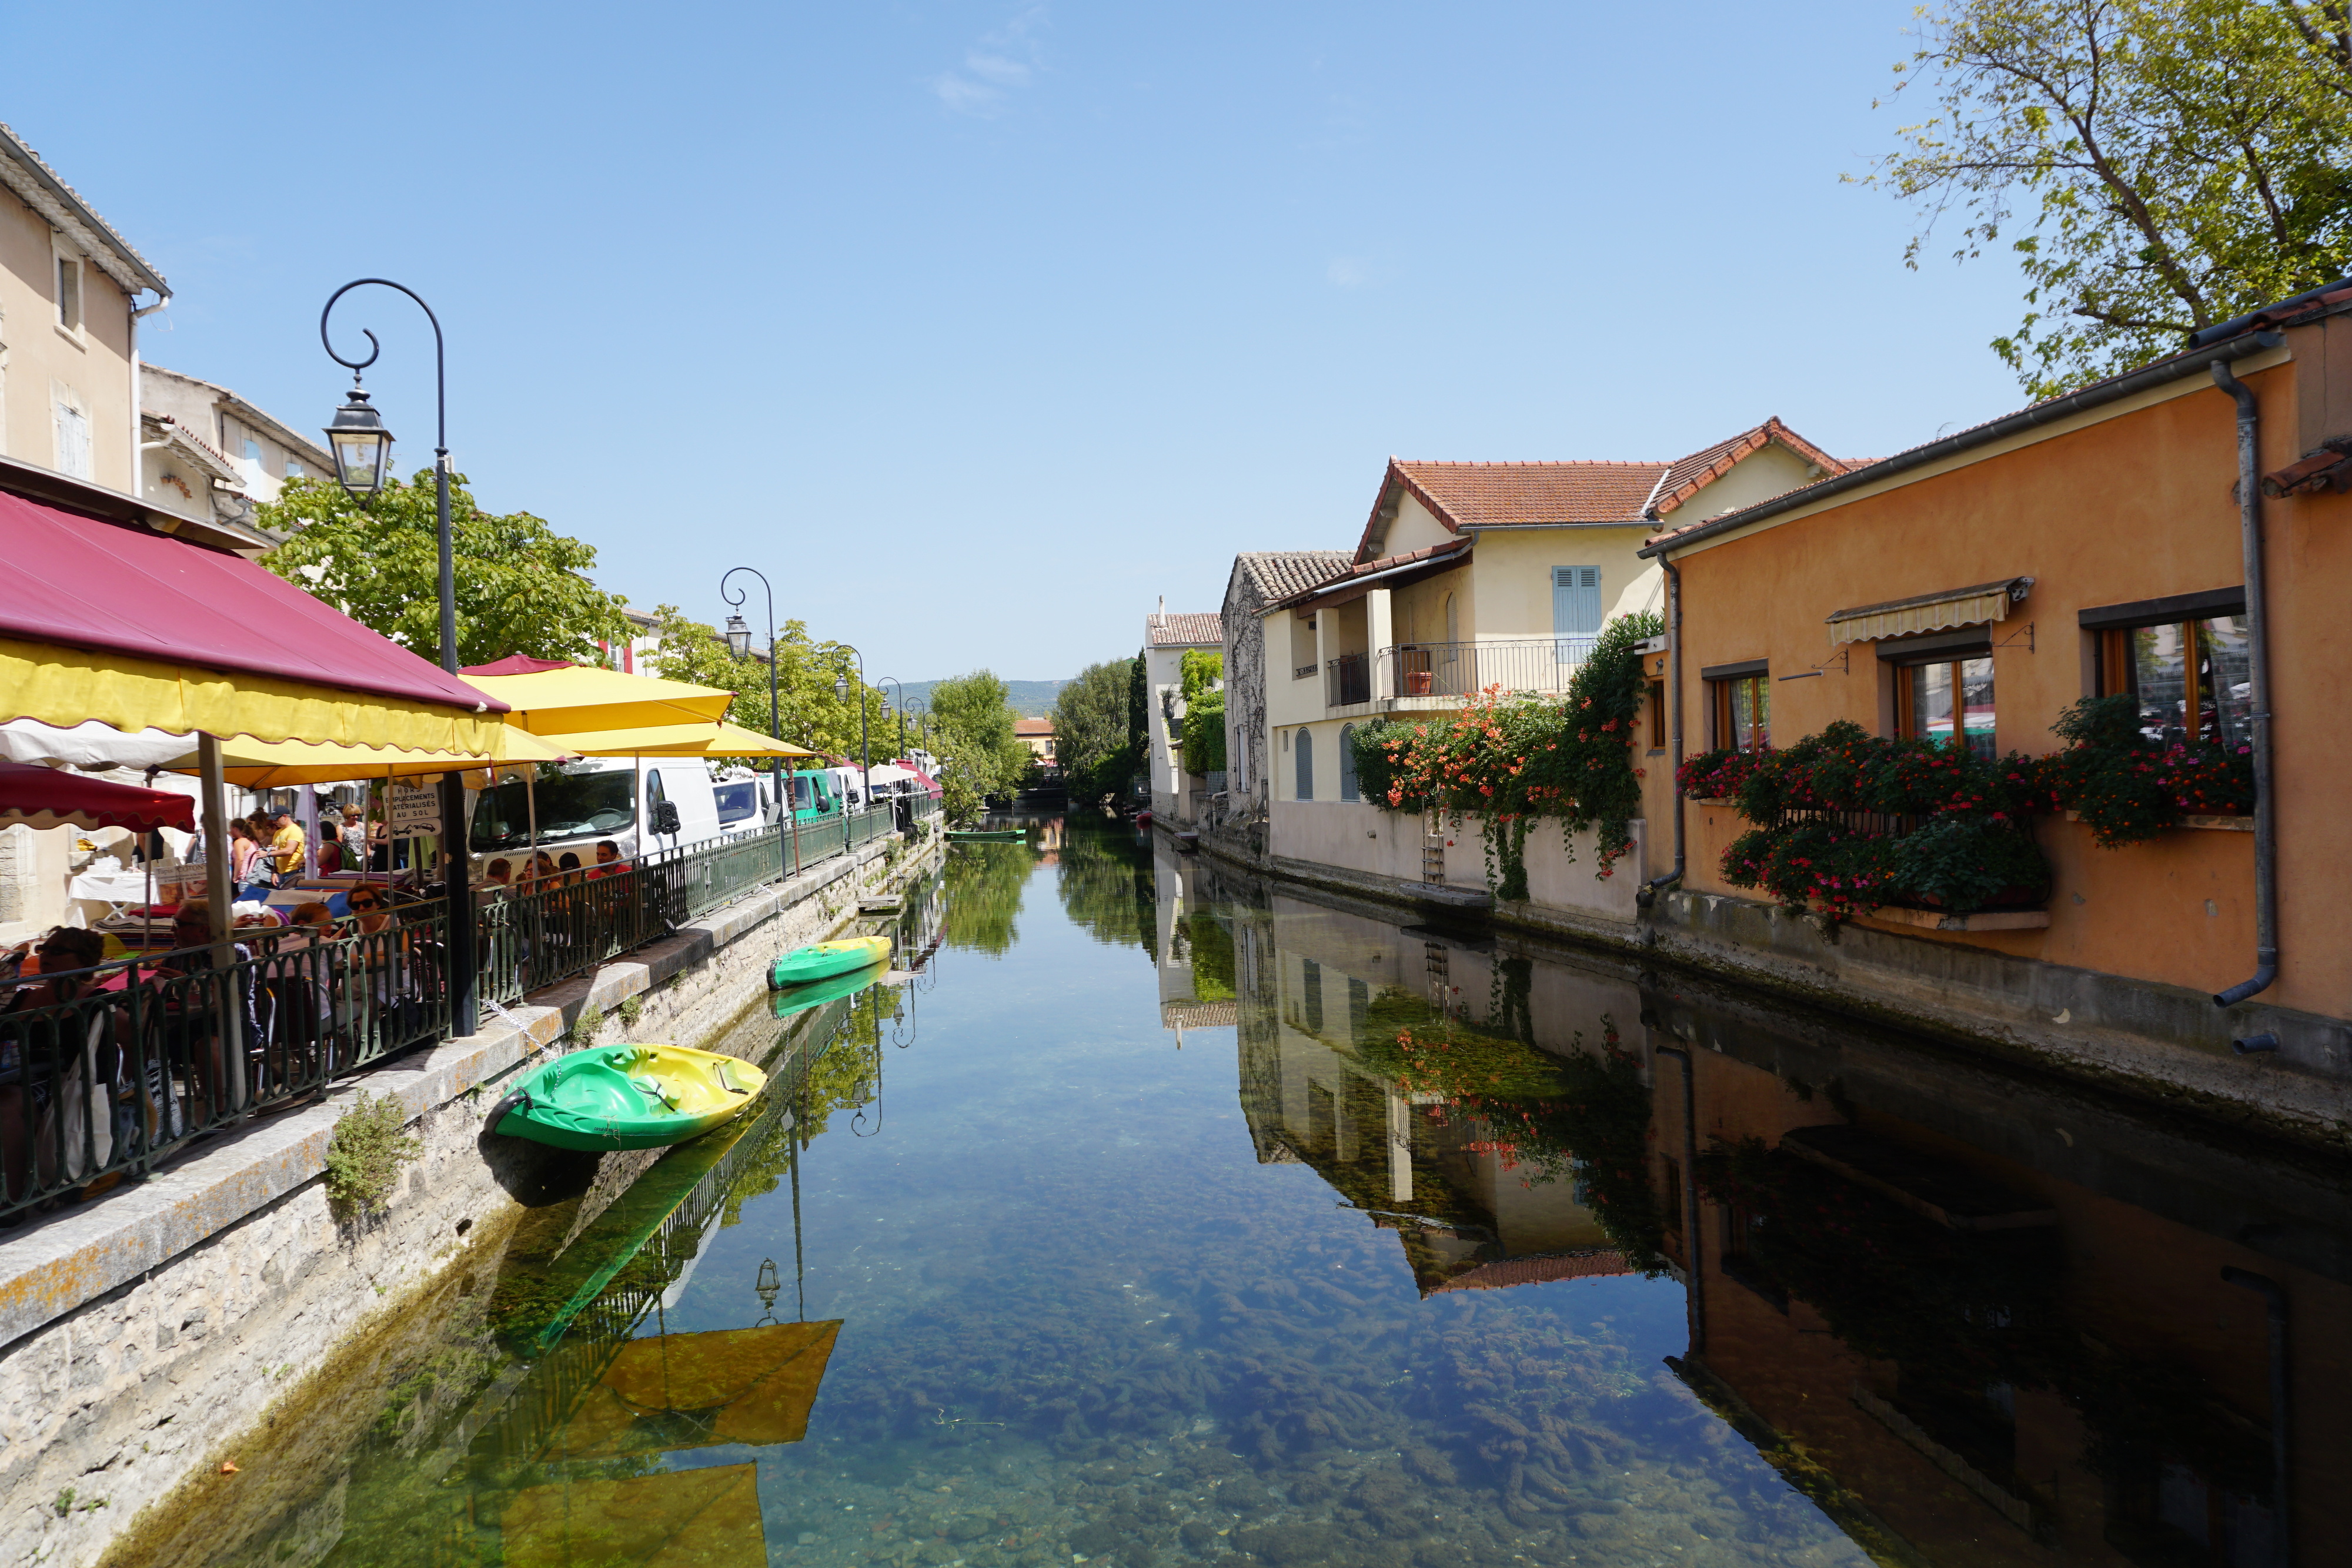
[285,459,305,478]
[1338,723,1359,801]
[713,780,759,825]
[1703,662,1770,751]
[2106,619,2251,747]
[1553,566,1601,661]
[1295,728,1314,800]
[1897,655,1997,759]
[55,256,80,332]
[469,769,637,850]
[53,399,90,479]
[1648,677,1667,750]
[1291,613,1318,678]
[1302,958,1324,1032]
[243,437,262,462]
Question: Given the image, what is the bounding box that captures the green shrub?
[2047,694,2255,846]
[325,1091,423,1215]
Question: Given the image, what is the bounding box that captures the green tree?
[928,671,1029,823]
[1179,648,1225,775]
[259,473,634,668]
[1864,0,2352,397]
[1051,660,1137,805]
[640,608,886,760]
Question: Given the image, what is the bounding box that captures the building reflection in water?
[1207,859,2345,1566]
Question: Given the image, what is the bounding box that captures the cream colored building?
[1257,419,1850,908]
[138,363,333,535]
[0,122,169,498]
[1144,605,1224,824]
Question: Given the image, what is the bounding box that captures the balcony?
[1385,637,1596,703]
[1326,651,1371,708]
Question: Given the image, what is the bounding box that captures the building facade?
[138,363,333,533]
[1220,551,1349,827]
[1144,606,1224,825]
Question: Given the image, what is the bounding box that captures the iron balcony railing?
[2,803,913,1220]
[1385,636,1598,700]
[1326,651,1371,708]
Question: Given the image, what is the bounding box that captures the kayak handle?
[486,1089,531,1129]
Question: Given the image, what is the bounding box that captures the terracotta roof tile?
[1232,550,1352,605]
[1650,416,1854,517]
[1145,611,1224,647]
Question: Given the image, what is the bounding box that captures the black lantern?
[835,674,850,700]
[724,613,753,660]
[323,385,393,502]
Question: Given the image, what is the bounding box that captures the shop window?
[1896,653,1997,759]
[1702,661,1770,751]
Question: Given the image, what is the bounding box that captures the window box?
[2062,810,2251,833]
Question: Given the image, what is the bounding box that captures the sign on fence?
[387,780,442,834]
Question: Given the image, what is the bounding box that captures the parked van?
[467,757,727,869]
[784,768,845,824]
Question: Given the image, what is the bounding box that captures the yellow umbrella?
[158,729,574,788]
[466,667,734,737]
[559,721,816,760]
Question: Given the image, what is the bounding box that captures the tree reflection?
[940,841,1033,955]
[1052,816,1158,955]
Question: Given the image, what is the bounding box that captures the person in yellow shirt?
[268,811,308,880]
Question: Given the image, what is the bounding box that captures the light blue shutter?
[1553,566,1602,663]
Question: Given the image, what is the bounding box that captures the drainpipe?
[128,290,169,501]
[2220,1266,2291,1565]
[1643,558,1685,906]
[2210,363,2278,1008]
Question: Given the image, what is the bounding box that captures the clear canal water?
[169,813,2343,1568]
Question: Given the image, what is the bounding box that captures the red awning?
[0,761,194,833]
[460,654,574,677]
[0,491,504,714]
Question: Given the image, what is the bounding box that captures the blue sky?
[6,2,2033,683]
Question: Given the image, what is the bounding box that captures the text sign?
[387,780,442,834]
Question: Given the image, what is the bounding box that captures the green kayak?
[947,828,1025,841]
[769,959,891,1018]
[768,934,891,990]
[487,1043,767,1152]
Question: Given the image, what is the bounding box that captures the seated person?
[588,840,629,878]
[0,927,120,1204]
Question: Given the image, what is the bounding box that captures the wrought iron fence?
[1326,651,1371,707]
[1384,637,1596,700]
[2,803,916,1220]
[0,910,449,1219]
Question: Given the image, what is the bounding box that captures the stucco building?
[137,363,332,534]
[1144,604,1224,825]
[1218,550,1350,830]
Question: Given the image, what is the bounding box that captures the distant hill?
[895,678,1069,718]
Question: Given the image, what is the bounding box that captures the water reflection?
[164,818,2345,1568]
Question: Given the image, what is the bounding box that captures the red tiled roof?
[1146,611,1224,647]
[1231,550,1352,606]
[1269,537,1470,610]
[1013,717,1054,736]
[1428,1249,1632,1295]
[1361,418,1852,560]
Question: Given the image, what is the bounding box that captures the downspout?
[1643,557,1685,905]
[2220,1266,2291,1565]
[128,290,169,501]
[2210,363,2278,1008]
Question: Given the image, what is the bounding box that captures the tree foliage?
[1863,0,2352,396]
[639,608,885,760]
[259,473,636,668]
[1052,660,1137,805]
[927,671,1030,823]
[1178,648,1225,776]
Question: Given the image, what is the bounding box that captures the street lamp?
[878,678,907,763]
[322,279,475,1038]
[833,649,870,810]
[720,568,790,881]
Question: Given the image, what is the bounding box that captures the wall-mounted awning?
[1825,577,2033,646]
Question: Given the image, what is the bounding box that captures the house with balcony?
[1144,604,1224,825]
[1248,420,1849,910]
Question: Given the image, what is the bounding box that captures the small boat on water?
[769,958,892,1018]
[947,828,1025,842]
[487,1044,766,1152]
[768,934,892,989]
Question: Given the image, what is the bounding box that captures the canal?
[139,812,2343,1567]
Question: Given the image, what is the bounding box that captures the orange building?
[1635,288,2352,1140]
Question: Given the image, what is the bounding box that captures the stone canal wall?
[0,831,938,1568]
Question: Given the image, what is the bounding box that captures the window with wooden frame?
[1647,677,1667,750]
[1893,652,1997,759]
[1702,661,1769,751]
[2081,588,2251,748]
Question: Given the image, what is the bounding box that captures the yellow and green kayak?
[488,1044,767,1152]
[767,934,891,990]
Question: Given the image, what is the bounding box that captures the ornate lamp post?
[878,678,907,762]
[321,279,475,1037]
[721,567,790,881]
[833,649,871,811]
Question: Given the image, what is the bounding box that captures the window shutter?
[1296,728,1314,801]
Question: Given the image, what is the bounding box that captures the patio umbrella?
[0,760,195,834]
[460,663,735,737]
[154,730,576,789]
[557,722,815,760]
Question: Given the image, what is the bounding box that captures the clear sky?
[6,2,2037,684]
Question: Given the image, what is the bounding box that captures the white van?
[467,757,727,870]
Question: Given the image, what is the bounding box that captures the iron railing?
[1385,637,1597,700]
[2,804,914,1220]
[1326,651,1371,708]
[0,911,449,1218]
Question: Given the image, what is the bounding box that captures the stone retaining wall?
[0,829,937,1568]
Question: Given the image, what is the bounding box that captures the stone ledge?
[2063,810,2252,832]
[0,833,899,1354]
[1854,905,2051,933]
